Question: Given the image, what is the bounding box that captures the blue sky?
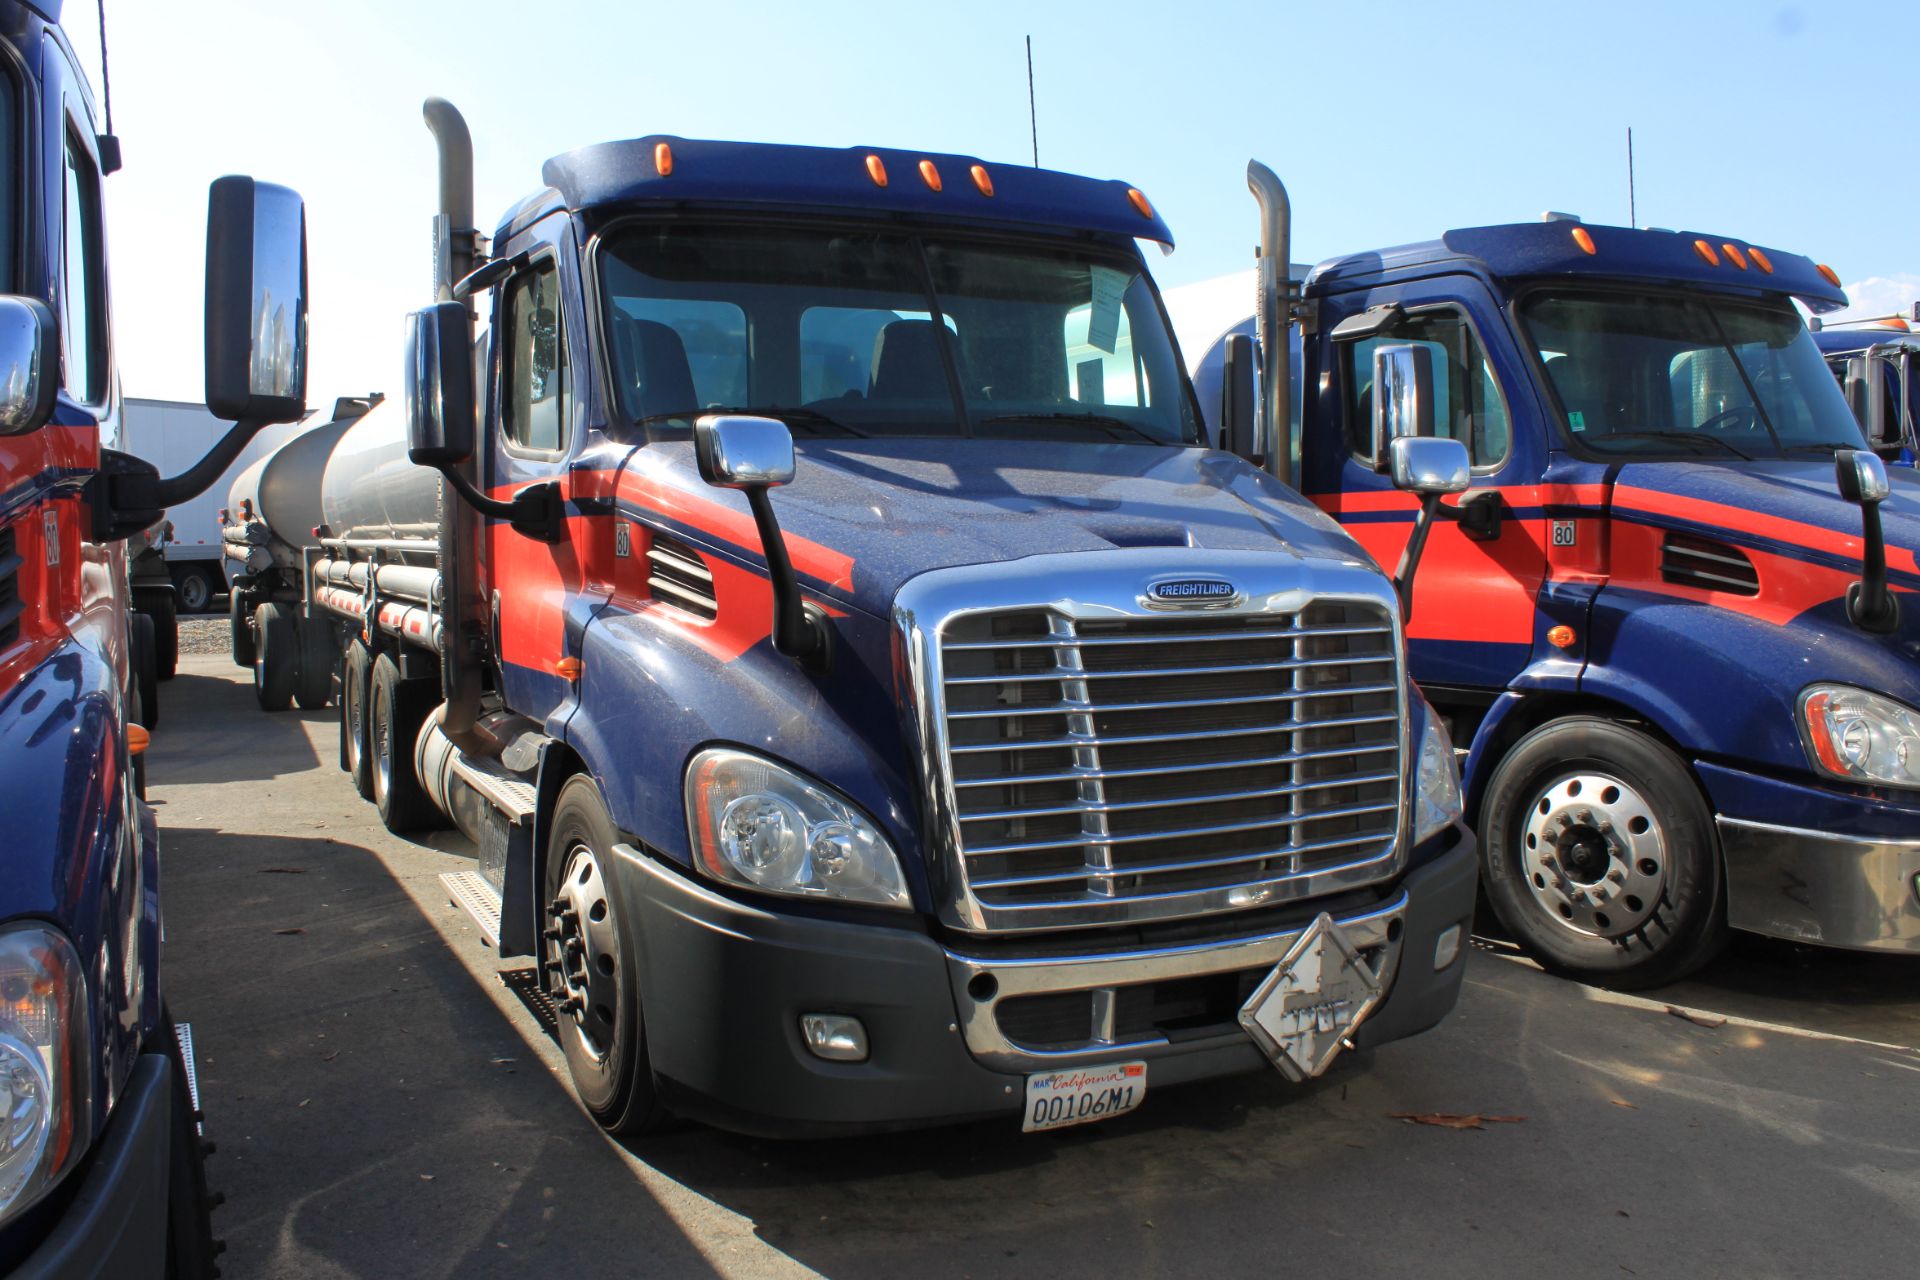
[72,0,1919,404]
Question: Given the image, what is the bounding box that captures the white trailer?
[121,398,315,611]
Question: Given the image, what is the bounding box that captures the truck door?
[484,215,604,728]
[1303,278,1549,693]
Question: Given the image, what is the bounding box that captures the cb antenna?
[1026,36,1039,167]
[94,1,121,172]
[1627,126,1636,227]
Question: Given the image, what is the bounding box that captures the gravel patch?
[179,615,232,656]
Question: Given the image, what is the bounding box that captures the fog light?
[1433,923,1464,971]
[800,1013,869,1062]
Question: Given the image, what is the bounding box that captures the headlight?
[686,748,912,909]
[1413,707,1464,845]
[0,925,91,1226]
[1800,685,1920,789]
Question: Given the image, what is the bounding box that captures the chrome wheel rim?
[548,841,623,1063]
[1519,772,1666,940]
[345,673,365,773]
[372,684,392,802]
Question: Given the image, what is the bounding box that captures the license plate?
[1022,1061,1148,1133]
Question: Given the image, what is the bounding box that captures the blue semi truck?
[232,101,1478,1138]
[0,1,310,1270]
[1812,318,1917,465]
[1195,166,1920,987]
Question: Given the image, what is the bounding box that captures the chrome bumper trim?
[1719,816,1920,952]
[943,890,1408,1072]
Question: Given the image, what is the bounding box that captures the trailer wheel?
[545,774,669,1137]
[368,653,442,833]
[252,603,298,712]
[341,640,373,799]
[172,563,217,614]
[150,592,179,683]
[131,612,160,731]
[229,590,256,669]
[293,615,332,711]
[161,1010,219,1280]
[1479,716,1728,989]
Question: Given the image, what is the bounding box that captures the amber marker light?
[1571,226,1597,255]
[1817,263,1843,287]
[1127,187,1154,219]
[556,657,583,682]
[1801,689,1850,776]
[1722,243,1749,270]
[1693,239,1721,267]
[654,142,673,177]
[127,724,150,755]
[865,154,888,187]
[970,164,994,196]
[918,159,942,192]
[1748,247,1774,273]
[1547,625,1577,651]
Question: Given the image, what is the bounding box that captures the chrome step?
[441,870,504,948]
[453,755,538,822]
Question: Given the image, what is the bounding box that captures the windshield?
[596,222,1203,446]
[1519,290,1867,459]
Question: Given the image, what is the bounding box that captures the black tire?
[341,640,374,799]
[131,612,160,731]
[545,775,669,1137]
[252,603,298,712]
[294,615,332,711]
[161,1015,219,1280]
[1479,716,1728,989]
[172,564,218,615]
[150,593,179,682]
[228,590,255,669]
[368,652,442,833]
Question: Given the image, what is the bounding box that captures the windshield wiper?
[1596,431,1753,461]
[632,406,870,438]
[1780,441,1859,456]
[978,411,1165,445]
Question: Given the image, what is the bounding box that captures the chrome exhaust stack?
[1247,161,1293,487]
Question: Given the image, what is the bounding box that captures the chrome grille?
[647,532,716,620]
[935,600,1403,931]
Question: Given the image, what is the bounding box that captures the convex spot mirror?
[695,415,795,489]
[1371,343,1435,469]
[205,176,309,424]
[0,297,56,435]
[405,301,476,467]
[1836,448,1891,506]
[1390,435,1470,496]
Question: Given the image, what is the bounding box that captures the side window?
[501,264,568,452]
[1343,308,1510,468]
[59,129,106,402]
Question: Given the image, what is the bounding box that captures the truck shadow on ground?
[161,828,728,1280]
[150,669,324,785]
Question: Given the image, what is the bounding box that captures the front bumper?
[1699,760,1920,952]
[15,1053,172,1280]
[619,827,1477,1138]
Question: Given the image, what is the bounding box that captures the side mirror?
[1864,356,1896,449]
[1389,435,1470,496]
[1836,449,1898,634]
[0,297,56,435]
[1372,343,1435,468]
[694,415,795,489]
[205,176,308,424]
[1219,333,1259,459]
[1843,356,1871,430]
[404,301,476,467]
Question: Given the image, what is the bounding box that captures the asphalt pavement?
[150,652,1920,1279]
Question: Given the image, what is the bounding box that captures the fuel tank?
[319,400,442,543]
[225,413,358,560]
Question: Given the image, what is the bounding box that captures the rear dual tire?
[368,652,442,834]
[341,640,373,800]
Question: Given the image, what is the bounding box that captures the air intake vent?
[1661,532,1758,596]
[647,532,716,620]
[0,522,22,650]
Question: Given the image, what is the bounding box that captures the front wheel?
[1480,716,1728,989]
[545,775,669,1137]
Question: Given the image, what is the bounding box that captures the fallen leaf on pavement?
[1665,1005,1727,1029]
[1389,1113,1526,1130]
[274,928,306,936]
[1611,1099,1638,1109]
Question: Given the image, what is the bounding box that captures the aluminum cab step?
[442,870,504,948]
